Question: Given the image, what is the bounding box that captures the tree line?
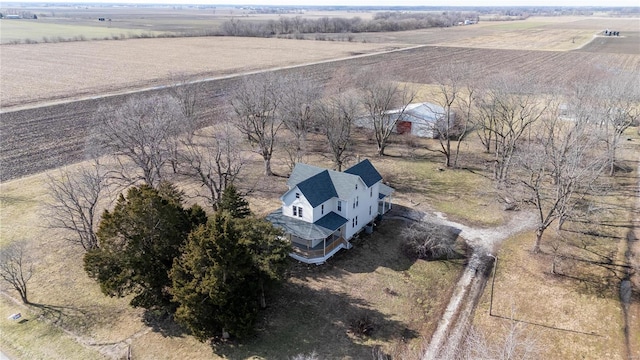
[222,11,478,37]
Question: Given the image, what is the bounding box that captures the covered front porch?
[289,232,348,264]
[266,209,349,264]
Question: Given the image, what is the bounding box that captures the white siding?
[343,179,378,240]
[312,198,336,222]
[281,186,313,223]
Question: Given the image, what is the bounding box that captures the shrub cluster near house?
[83,183,291,340]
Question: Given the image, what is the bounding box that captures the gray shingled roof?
[344,159,383,188]
[266,209,346,240]
[327,171,361,199]
[287,163,324,189]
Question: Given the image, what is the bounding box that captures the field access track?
[2,45,639,182]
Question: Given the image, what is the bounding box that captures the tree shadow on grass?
[142,309,188,338]
[213,283,419,359]
[27,302,103,334]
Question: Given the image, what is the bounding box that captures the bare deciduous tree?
[360,78,416,156]
[0,241,33,304]
[232,74,284,176]
[318,92,359,171]
[429,62,475,167]
[96,94,186,187]
[280,75,320,170]
[179,123,245,211]
[46,160,110,251]
[516,111,607,253]
[594,74,640,176]
[168,72,204,122]
[475,74,548,183]
[461,320,539,360]
[168,73,206,173]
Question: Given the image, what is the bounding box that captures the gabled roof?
[296,170,338,207]
[315,211,349,232]
[344,159,383,188]
[287,160,383,205]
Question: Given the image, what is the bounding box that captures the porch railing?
[291,236,346,259]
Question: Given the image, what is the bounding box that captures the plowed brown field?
[0,37,401,109]
[2,45,639,182]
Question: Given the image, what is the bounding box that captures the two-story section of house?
[266,159,394,264]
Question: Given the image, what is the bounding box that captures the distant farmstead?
[391,102,451,138]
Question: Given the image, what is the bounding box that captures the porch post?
[324,237,326,257]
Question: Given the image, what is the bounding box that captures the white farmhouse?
[266,159,394,264]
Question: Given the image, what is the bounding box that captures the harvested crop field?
[576,32,640,54]
[0,37,402,108]
[2,45,640,182]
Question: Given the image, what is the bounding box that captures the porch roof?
[379,183,394,199]
[266,209,347,240]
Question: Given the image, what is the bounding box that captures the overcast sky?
[9,0,640,6]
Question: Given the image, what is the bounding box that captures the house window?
[356,196,359,207]
[370,188,373,197]
[369,206,372,215]
[295,192,300,199]
[337,201,342,211]
[352,218,355,228]
[321,204,324,215]
[298,207,303,218]
[293,206,297,216]
[355,216,358,226]
[355,184,358,190]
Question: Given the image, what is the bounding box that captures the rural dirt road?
[415,209,538,359]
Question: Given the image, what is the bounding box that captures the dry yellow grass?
[473,231,627,359]
[0,37,401,108]
[470,129,640,359]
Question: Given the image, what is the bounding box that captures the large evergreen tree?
[218,184,251,219]
[84,183,206,311]
[170,211,290,340]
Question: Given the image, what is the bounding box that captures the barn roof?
[389,102,447,124]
